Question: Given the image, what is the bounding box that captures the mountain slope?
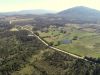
[12,49,100,75]
[58,6,100,23]
[59,6,100,15]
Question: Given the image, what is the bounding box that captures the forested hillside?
[0,29,46,75]
[0,24,99,75]
[12,49,100,75]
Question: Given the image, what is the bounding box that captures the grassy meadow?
[38,25,100,58]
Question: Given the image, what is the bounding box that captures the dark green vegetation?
[0,26,46,75]
[12,49,100,75]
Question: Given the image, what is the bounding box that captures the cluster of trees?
[42,50,100,75]
[0,29,46,75]
[72,36,78,40]
[84,56,100,63]
[49,41,61,46]
[0,21,13,32]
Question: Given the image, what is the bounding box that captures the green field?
[38,25,100,58]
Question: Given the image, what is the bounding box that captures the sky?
[0,0,100,12]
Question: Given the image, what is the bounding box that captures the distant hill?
[17,9,55,15]
[58,6,100,23]
[1,6,100,24]
[0,9,55,16]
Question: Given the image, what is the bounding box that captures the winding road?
[9,20,97,63]
[30,31,84,59]
[28,30,95,63]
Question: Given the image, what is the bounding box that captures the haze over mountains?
[1,6,100,24]
[1,6,100,15]
[0,9,55,15]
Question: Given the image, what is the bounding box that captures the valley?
[0,6,100,75]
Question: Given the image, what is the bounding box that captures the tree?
[49,42,54,46]
[32,27,38,31]
[72,36,78,40]
[54,41,61,46]
[34,32,39,36]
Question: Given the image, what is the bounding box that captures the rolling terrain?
[0,6,100,75]
[38,24,100,58]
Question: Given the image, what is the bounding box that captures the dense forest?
[0,23,46,75]
[12,49,100,75]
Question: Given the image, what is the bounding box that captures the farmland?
[38,24,100,58]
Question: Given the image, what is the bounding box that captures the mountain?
[0,9,55,16]
[17,9,55,15]
[59,6,100,15]
[58,6,100,23]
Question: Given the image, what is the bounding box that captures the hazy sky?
[0,0,100,12]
